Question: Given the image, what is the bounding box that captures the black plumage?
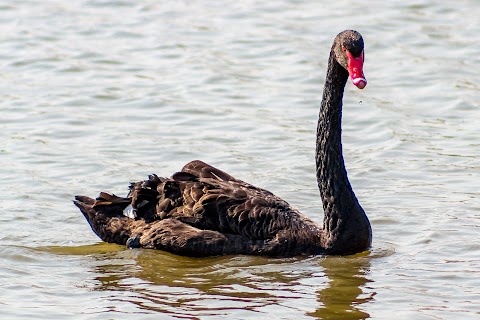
[74,30,372,257]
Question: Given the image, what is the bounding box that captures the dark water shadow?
[39,243,389,319]
[309,252,374,319]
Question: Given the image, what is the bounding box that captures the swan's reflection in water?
[310,253,373,319]
[83,246,374,319]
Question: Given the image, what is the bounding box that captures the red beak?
[346,51,367,89]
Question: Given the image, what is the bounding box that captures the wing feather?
[90,160,302,241]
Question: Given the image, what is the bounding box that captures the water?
[1,0,479,319]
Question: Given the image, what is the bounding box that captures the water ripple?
[1,0,479,319]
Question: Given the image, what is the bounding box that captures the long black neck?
[315,51,371,254]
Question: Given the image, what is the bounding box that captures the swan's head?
[333,30,367,89]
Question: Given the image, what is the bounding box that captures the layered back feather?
[75,160,323,256]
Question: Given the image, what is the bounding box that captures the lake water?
[1,0,479,319]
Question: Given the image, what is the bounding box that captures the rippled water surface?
[1,0,479,319]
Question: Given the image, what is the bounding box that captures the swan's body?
[74,30,372,257]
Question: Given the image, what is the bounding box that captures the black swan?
[74,30,372,257]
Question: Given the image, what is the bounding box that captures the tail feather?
[74,195,95,206]
[74,195,132,245]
